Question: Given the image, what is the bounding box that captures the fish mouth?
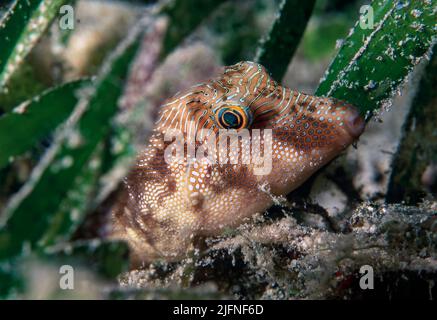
[343,104,365,139]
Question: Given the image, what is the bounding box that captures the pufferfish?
[111,61,365,264]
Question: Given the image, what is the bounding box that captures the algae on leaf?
[386,45,437,204]
[0,0,72,99]
[316,0,436,116]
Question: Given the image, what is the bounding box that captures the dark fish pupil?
[224,112,239,127]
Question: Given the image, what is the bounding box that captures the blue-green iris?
[223,112,239,127]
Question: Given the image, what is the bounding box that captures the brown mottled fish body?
[112,61,365,263]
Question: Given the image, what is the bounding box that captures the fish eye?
[216,105,252,129]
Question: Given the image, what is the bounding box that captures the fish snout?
[343,104,365,139]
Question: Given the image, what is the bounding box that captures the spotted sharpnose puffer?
[112,61,365,264]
